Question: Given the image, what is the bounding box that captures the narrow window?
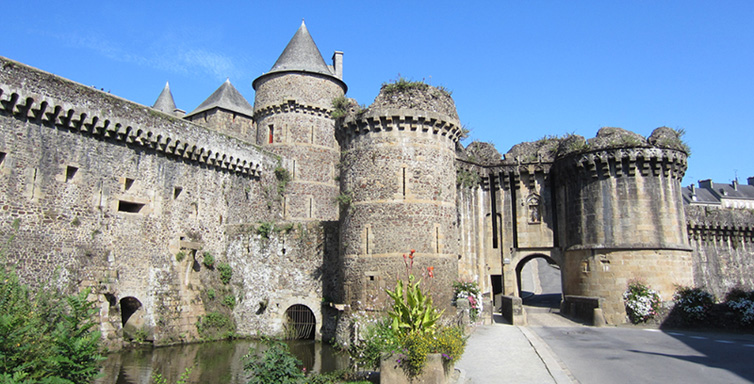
[401,167,407,199]
[0,152,6,166]
[282,195,288,218]
[308,197,313,218]
[292,160,297,179]
[268,125,274,144]
[173,187,183,199]
[365,226,371,254]
[124,178,134,191]
[311,126,315,144]
[118,200,144,213]
[435,226,440,253]
[31,168,37,198]
[65,166,77,182]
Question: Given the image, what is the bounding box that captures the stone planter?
[380,353,447,384]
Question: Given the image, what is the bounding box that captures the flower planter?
[380,353,446,384]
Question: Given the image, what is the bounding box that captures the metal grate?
[284,304,315,339]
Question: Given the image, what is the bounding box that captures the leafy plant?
[386,274,442,338]
[202,252,215,268]
[256,222,275,239]
[152,366,193,384]
[336,190,353,208]
[218,262,233,285]
[349,317,400,370]
[244,338,304,384]
[331,95,350,119]
[275,166,291,195]
[725,287,754,325]
[175,251,186,262]
[222,294,236,310]
[196,312,235,340]
[673,286,715,322]
[207,288,216,300]
[623,280,661,323]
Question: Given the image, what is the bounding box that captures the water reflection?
[96,340,350,384]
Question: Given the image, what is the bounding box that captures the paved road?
[519,258,754,384]
[531,326,754,384]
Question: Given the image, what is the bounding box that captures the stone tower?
[252,21,346,221]
[185,79,255,142]
[335,83,465,310]
[553,127,694,323]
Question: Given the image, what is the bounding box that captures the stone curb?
[518,326,579,384]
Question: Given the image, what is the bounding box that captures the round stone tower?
[253,21,346,221]
[553,127,694,324]
[335,82,464,310]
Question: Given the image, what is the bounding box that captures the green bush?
[222,295,236,310]
[202,252,215,268]
[386,274,441,337]
[244,338,304,384]
[673,286,715,322]
[207,288,216,300]
[175,251,186,262]
[349,317,400,370]
[0,266,104,383]
[218,262,233,285]
[196,311,235,340]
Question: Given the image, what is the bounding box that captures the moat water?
[96,339,350,384]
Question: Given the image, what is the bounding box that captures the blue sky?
[3,1,752,185]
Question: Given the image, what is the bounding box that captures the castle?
[1,22,752,348]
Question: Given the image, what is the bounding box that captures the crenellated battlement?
[555,146,687,182]
[686,205,754,243]
[253,98,332,120]
[336,108,464,143]
[0,60,269,178]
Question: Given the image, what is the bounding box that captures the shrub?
[244,338,304,384]
[207,288,216,300]
[349,317,400,370]
[396,326,467,377]
[202,252,215,268]
[0,266,104,382]
[175,251,186,262]
[218,262,233,285]
[623,280,661,324]
[673,286,715,322]
[196,311,235,340]
[223,295,236,310]
[725,287,754,325]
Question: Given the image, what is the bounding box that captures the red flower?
[427,266,434,278]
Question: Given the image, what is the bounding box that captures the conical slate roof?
[185,79,254,118]
[253,21,345,90]
[152,82,176,113]
[269,20,332,76]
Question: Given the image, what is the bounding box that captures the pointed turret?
[183,79,255,142]
[253,21,346,91]
[152,82,177,114]
[185,79,253,119]
[251,22,347,222]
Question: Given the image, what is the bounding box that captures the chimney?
[748,176,754,186]
[698,179,713,189]
[733,179,739,191]
[332,51,343,80]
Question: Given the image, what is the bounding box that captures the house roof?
[185,79,254,118]
[152,82,176,113]
[682,179,754,205]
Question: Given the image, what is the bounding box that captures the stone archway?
[515,254,562,303]
[284,304,316,340]
[120,297,149,342]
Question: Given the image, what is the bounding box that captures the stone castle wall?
[686,205,754,298]
[254,73,344,221]
[0,57,287,347]
[337,107,463,310]
[185,108,255,144]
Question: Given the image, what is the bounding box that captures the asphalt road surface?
[520,258,754,384]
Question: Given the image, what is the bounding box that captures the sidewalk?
[454,316,575,384]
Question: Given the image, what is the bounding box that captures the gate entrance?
[284,304,315,340]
